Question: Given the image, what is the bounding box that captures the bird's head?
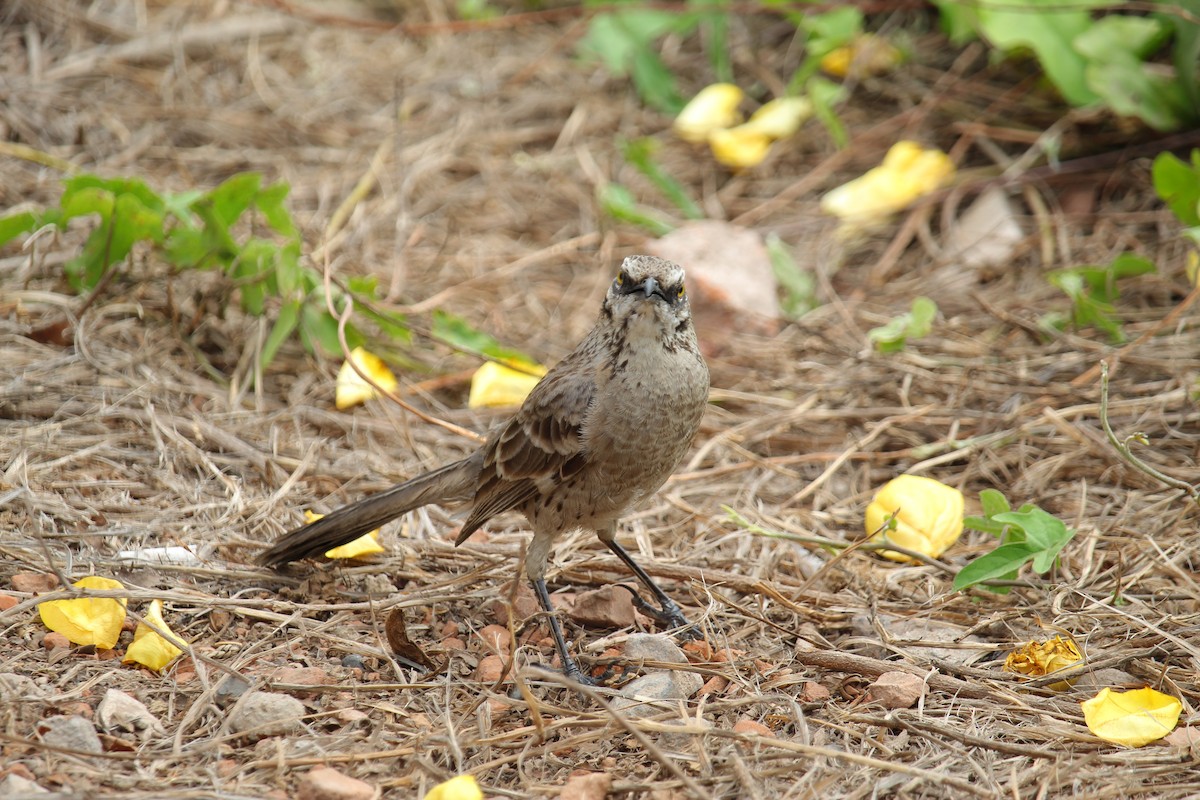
[602,255,694,345]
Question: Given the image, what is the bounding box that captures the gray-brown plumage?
[259,255,709,683]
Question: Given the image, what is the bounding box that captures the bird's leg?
[531,578,596,686]
[600,535,699,639]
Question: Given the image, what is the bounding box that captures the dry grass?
[2,1,1200,798]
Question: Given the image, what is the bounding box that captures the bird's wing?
[455,348,597,542]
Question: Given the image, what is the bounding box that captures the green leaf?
[953,542,1037,591]
[578,10,687,76]
[1163,2,1200,113]
[432,309,533,365]
[164,227,209,268]
[255,182,298,238]
[261,299,302,368]
[867,296,937,352]
[206,172,261,227]
[630,47,682,113]
[60,186,115,222]
[973,0,1110,107]
[1153,151,1200,226]
[766,233,817,318]
[62,175,164,214]
[697,0,731,82]
[932,0,980,45]
[359,304,411,342]
[807,77,848,148]
[0,211,38,247]
[621,138,703,220]
[1074,14,1168,61]
[979,488,1011,518]
[347,274,380,298]
[298,301,346,355]
[162,190,204,225]
[963,515,1008,537]
[599,183,675,236]
[1083,57,1189,132]
[992,508,1068,551]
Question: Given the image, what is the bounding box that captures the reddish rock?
[477,624,511,655]
[42,632,71,650]
[567,585,636,629]
[732,719,774,738]
[475,654,506,683]
[0,593,19,611]
[696,675,729,697]
[559,770,612,800]
[271,666,328,691]
[11,573,58,594]
[866,671,924,709]
[296,766,378,800]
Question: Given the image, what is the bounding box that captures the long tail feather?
[258,453,482,567]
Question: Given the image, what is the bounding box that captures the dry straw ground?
[2,1,1200,798]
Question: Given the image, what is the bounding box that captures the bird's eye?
[676,284,686,301]
[615,271,626,287]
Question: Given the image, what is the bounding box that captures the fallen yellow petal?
[674,83,744,143]
[820,34,902,78]
[123,599,186,671]
[708,127,773,169]
[423,774,483,800]
[335,347,399,410]
[468,360,547,408]
[737,97,813,141]
[820,141,955,230]
[1081,687,1182,747]
[865,474,964,562]
[38,576,127,649]
[1004,636,1082,690]
[303,510,386,559]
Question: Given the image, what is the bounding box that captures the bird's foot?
[618,585,702,640]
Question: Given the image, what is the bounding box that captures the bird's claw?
[617,585,701,639]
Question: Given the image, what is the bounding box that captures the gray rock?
[215,673,252,704]
[613,671,702,719]
[623,633,688,665]
[37,715,102,754]
[0,773,49,796]
[97,689,164,739]
[228,691,305,738]
[0,673,44,702]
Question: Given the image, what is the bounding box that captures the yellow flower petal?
[123,599,186,671]
[708,127,773,169]
[820,34,902,78]
[1081,687,1182,747]
[865,474,964,562]
[423,774,483,800]
[820,141,955,230]
[468,360,547,408]
[674,83,744,143]
[1004,636,1082,690]
[301,510,386,559]
[737,97,813,141]
[38,576,127,649]
[335,347,399,410]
